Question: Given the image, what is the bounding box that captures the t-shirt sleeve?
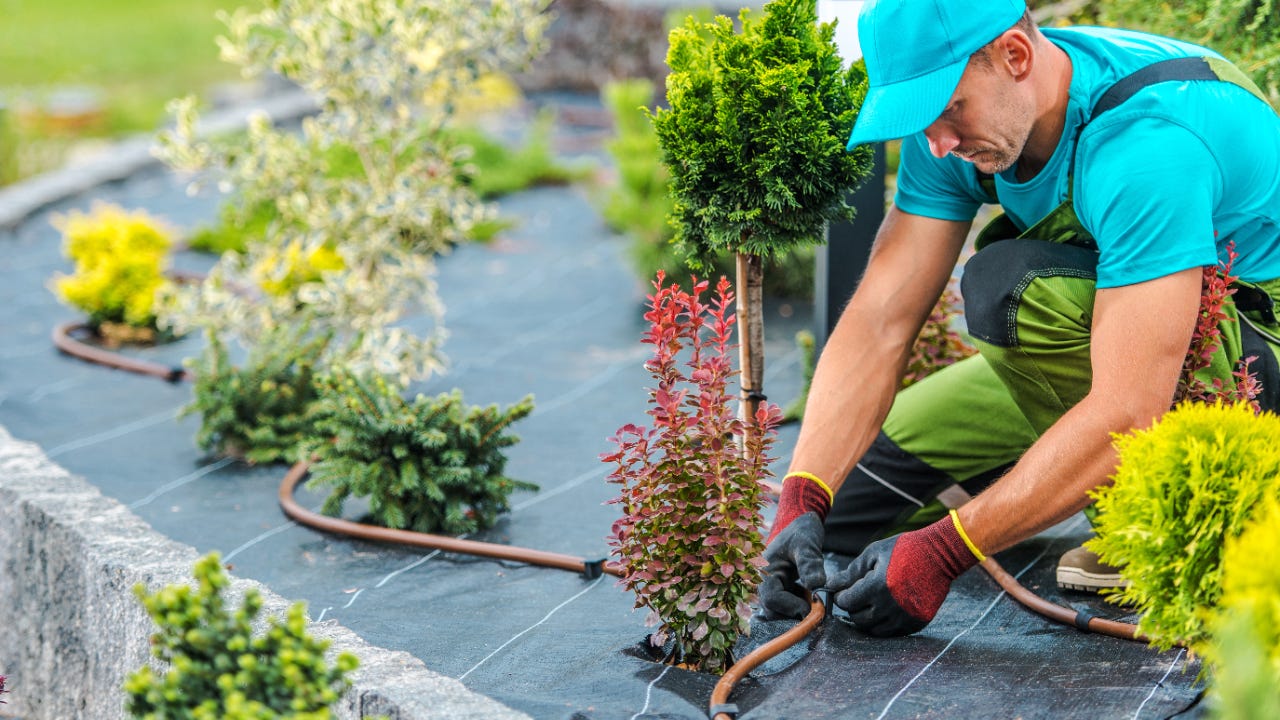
[893,132,987,222]
[1075,115,1222,288]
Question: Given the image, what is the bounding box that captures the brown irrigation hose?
[53,321,193,382]
[979,555,1151,642]
[279,459,621,579]
[710,594,825,720]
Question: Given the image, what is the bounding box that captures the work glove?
[758,473,834,619]
[826,511,983,637]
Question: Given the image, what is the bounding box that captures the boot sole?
[1056,567,1128,592]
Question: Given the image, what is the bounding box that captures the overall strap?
[979,54,1270,206]
[1089,55,1270,122]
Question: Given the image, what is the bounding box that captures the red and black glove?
[826,511,984,637]
[759,474,834,619]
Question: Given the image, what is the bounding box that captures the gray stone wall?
[0,427,528,720]
[514,0,756,93]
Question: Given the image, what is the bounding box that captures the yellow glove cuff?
[784,471,835,506]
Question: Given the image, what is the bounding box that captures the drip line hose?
[709,594,826,720]
[53,321,192,382]
[279,459,620,580]
[54,328,1161,718]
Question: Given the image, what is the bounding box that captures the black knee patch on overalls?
[961,239,1099,349]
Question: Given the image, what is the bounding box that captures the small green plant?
[599,77,817,299]
[452,113,588,199]
[50,202,173,338]
[1205,496,1280,718]
[183,327,329,464]
[604,273,784,674]
[125,553,357,720]
[305,372,536,535]
[1087,402,1280,650]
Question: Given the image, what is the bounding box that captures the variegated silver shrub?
[156,0,551,383]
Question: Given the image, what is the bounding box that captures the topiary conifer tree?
[650,0,872,420]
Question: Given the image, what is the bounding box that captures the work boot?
[1056,545,1128,592]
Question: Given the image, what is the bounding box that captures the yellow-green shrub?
[51,202,172,329]
[1204,497,1280,718]
[1088,402,1280,650]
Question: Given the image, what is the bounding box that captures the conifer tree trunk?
[736,251,765,428]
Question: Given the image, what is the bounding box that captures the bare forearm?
[786,207,971,494]
[957,269,1202,554]
[955,395,1129,554]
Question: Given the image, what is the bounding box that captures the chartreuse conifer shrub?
[605,273,784,673]
[650,0,871,414]
[305,371,536,535]
[126,553,357,719]
[51,202,173,341]
[156,0,550,384]
[1087,402,1280,650]
[183,327,330,464]
[1204,496,1280,719]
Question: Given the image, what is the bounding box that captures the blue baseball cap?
[846,0,1027,150]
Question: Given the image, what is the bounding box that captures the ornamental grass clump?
[1203,497,1280,718]
[184,327,330,464]
[1087,402,1280,650]
[305,371,536,535]
[126,553,357,720]
[51,202,173,342]
[604,272,784,674]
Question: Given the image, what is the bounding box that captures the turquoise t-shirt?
[894,26,1280,288]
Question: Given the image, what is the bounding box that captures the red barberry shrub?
[604,272,783,674]
[1174,244,1263,412]
[902,287,977,389]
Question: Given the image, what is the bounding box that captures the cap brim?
[846,59,968,150]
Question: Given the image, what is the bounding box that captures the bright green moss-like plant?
[305,372,536,535]
[1205,497,1280,718]
[51,202,173,334]
[604,273,783,674]
[183,327,329,464]
[125,553,357,720]
[1087,402,1280,650]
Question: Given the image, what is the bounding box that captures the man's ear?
[996,29,1035,81]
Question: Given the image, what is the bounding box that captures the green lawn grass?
[0,0,242,135]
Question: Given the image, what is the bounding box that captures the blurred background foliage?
[0,0,242,183]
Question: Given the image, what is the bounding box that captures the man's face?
[922,53,1034,174]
